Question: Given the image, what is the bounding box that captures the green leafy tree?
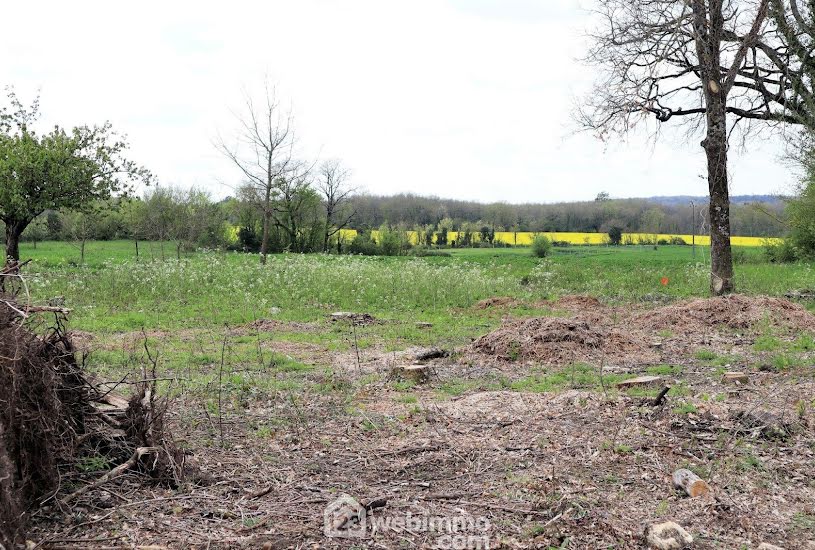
[0,90,151,262]
[531,235,552,258]
[787,180,815,259]
[608,226,623,246]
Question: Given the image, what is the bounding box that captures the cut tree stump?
[330,312,375,325]
[392,365,431,384]
[616,375,662,388]
[672,468,711,498]
[722,371,749,384]
[644,521,694,550]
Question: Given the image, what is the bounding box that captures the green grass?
[646,364,683,376]
[21,241,815,335]
[16,240,815,399]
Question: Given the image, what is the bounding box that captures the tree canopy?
[0,90,151,261]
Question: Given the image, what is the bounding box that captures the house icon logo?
[323,494,367,538]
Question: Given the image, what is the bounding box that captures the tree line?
[347,193,786,237]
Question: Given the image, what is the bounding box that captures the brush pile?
[0,283,184,547]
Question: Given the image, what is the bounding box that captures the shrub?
[531,235,552,258]
[348,232,380,256]
[435,230,448,247]
[763,238,798,263]
[786,177,815,259]
[236,226,261,252]
[551,240,570,247]
[608,226,623,246]
[670,236,688,246]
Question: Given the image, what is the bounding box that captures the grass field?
[20,239,814,334]
[18,240,815,548]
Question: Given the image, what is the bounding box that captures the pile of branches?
[0,275,184,547]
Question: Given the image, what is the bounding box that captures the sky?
[0,0,799,203]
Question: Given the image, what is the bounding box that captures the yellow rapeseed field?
[338,229,775,247]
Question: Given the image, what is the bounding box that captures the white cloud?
[0,0,795,202]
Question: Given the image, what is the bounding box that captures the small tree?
[22,216,48,249]
[531,235,552,258]
[317,159,355,252]
[0,90,151,262]
[608,226,623,246]
[63,209,102,264]
[216,82,294,263]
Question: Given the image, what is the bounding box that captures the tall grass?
[22,243,815,331]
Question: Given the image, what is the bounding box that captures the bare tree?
[316,159,356,252]
[216,83,294,264]
[580,0,781,295]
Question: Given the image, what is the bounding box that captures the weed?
[673,402,698,415]
[695,349,718,361]
[753,335,782,352]
[647,364,683,376]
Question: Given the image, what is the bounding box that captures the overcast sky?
[1,0,799,203]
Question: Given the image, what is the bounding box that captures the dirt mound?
[472,317,656,365]
[554,295,604,311]
[634,294,815,332]
[474,296,519,309]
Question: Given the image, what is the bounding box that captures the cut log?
[644,521,694,550]
[672,468,711,498]
[722,371,749,384]
[616,375,662,388]
[415,322,433,329]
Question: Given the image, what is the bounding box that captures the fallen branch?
[652,386,671,406]
[62,446,158,505]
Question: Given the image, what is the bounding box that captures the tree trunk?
[4,221,25,263]
[80,238,86,264]
[260,209,270,264]
[695,0,734,296]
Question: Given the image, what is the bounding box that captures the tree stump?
[722,371,748,384]
[617,375,662,388]
[644,521,694,549]
[393,365,431,384]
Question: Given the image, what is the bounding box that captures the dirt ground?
[26,295,815,549]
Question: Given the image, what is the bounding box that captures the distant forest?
[347,193,786,237]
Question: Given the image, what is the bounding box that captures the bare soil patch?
[474,296,520,309]
[470,294,815,367]
[472,317,659,365]
[633,294,815,333]
[237,318,319,334]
